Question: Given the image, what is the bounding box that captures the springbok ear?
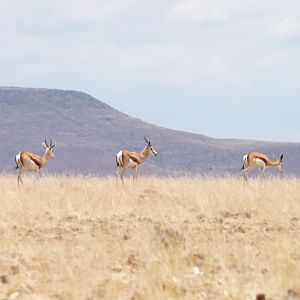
[280,154,283,161]
[42,142,47,148]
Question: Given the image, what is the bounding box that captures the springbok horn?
[44,139,49,147]
[144,137,149,144]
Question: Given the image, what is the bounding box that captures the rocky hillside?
[1,87,299,176]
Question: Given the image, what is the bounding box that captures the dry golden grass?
[0,175,300,300]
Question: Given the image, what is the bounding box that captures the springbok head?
[144,137,157,156]
[42,138,56,158]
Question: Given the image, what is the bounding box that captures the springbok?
[241,151,283,182]
[116,137,157,183]
[15,138,56,186]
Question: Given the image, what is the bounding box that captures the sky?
[0,0,300,142]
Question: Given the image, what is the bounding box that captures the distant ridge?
[1,87,300,176]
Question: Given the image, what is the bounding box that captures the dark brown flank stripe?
[128,154,140,164]
[29,155,42,168]
[255,155,267,164]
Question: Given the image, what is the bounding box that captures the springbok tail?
[15,156,19,169]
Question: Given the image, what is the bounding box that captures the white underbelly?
[24,159,40,171]
[254,158,266,168]
[128,159,138,168]
[22,159,40,171]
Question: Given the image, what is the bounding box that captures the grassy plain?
[0,175,300,300]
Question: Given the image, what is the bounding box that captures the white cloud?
[170,0,229,24]
[270,16,300,41]
[0,1,299,140]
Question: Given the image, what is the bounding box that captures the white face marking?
[43,142,55,158]
[150,146,157,156]
[45,147,54,158]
